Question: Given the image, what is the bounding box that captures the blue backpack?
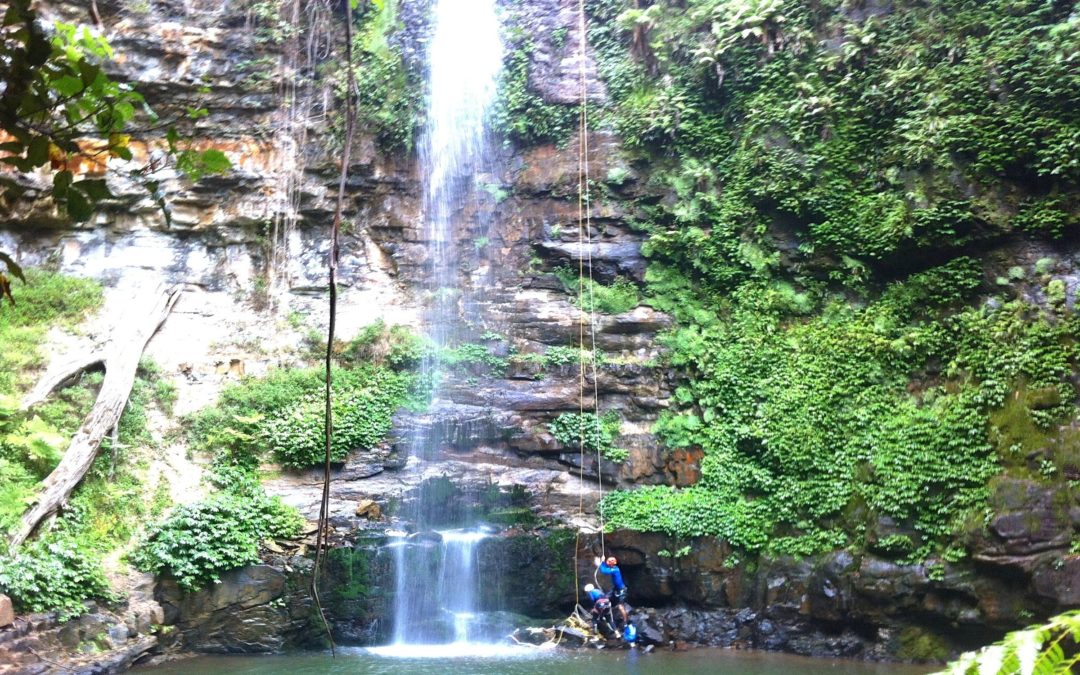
[622,623,638,643]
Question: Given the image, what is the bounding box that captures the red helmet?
[606,556,617,565]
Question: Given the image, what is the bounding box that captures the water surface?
[139,646,933,675]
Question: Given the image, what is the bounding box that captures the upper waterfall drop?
[377,0,512,655]
[421,0,503,249]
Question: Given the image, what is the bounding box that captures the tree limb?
[9,284,183,549]
[21,351,107,410]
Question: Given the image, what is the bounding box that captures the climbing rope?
[311,0,356,658]
[573,0,608,609]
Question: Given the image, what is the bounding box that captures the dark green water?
[138,646,933,675]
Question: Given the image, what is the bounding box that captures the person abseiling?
[583,583,615,636]
[594,555,629,626]
[583,583,605,606]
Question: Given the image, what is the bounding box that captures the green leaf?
[75,178,111,201]
[197,149,231,175]
[53,169,73,198]
[25,135,49,167]
[3,4,21,27]
[51,74,83,97]
[65,187,92,221]
[165,127,180,152]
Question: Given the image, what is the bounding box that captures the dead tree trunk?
[9,284,183,549]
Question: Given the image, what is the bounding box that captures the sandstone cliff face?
[2,0,677,525]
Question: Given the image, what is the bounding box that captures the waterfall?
[420,0,502,349]
[379,0,504,654]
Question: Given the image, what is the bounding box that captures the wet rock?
[977,478,1075,556]
[58,613,113,651]
[506,0,608,106]
[0,594,13,628]
[854,556,930,609]
[157,560,316,653]
[476,530,577,616]
[355,499,382,520]
[1032,556,1080,607]
[663,447,704,487]
[106,623,131,648]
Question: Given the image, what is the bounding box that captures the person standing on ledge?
[595,555,629,626]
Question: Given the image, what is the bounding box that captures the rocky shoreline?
[6,493,1076,674]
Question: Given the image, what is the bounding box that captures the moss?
[1049,428,1080,480]
[487,507,539,527]
[325,546,372,603]
[895,626,951,662]
[989,385,1057,462]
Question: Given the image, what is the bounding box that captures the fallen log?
[20,351,106,410]
[9,284,183,548]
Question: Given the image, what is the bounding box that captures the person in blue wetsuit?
[594,555,629,626]
[583,583,615,635]
[584,583,605,605]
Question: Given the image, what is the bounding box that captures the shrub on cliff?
[131,490,303,592]
[0,536,113,619]
[188,364,417,470]
[550,411,627,462]
[585,0,1080,563]
[262,374,409,469]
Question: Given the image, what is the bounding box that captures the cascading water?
[375,0,506,656]
[419,0,502,348]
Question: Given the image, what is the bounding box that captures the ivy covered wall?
[524,0,1080,566]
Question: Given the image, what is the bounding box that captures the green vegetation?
[897,626,951,662]
[490,22,578,146]
[126,323,432,593]
[511,345,593,370]
[261,366,414,469]
[329,0,424,151]
[125,320,433,592]
[584,0,1080,560]
[438,341,509,378]
[0,270,187,617]
[0,269,102,392]
[936,610,1080,674]
[554,267,641,314]
[243,0,296,45]
[550,411,626,462]
[603,263,1079,554]
[0,270,103,536]
[189,365,420,471]
[0,359,179,614]
[324,545,373,608]
[0,536,113,619]
[0,0,229,252]
[131,487,303,592]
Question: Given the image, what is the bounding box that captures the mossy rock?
[895,626,950,662]
[486,507,539,527]
[989,385,1057,461]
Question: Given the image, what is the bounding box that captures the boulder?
[1032,556,1080,607]
[157,560,316,653]
[0,593,13,628]
[355,499,382,520]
